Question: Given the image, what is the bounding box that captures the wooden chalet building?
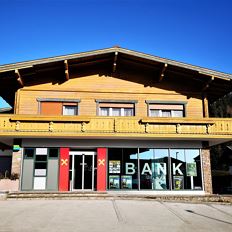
[0,47,231,194]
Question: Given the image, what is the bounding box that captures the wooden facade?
[15,74,204,118]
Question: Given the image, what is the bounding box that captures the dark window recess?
[34,162,47,169]
[24,148,34,158]
[35,155,47,162]
[49,148,59,158]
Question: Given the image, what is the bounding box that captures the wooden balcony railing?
[0,114,231,139]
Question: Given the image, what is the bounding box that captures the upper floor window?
[146,101,186,118]
[38,98,80,116]
[63,104,78,116]
[100,107,134,116]
[96,100,137,117]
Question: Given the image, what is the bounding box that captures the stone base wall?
[11,150,22,176]
[201,149,213,194]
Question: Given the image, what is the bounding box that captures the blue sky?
[0,0,232,107]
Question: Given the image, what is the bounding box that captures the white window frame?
[149,109,184,117]
[99,107,134,116]
[62,105,78,116]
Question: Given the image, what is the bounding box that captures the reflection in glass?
[107,148,202,191]
[108,148,138,190]
[139,149,153,190]
[153,149,169,190]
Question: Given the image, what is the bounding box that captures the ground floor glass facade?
[20,145,203,192]
[108,148,202,191]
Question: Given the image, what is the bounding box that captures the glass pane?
[124,108,134,116]
[150,110,159,117]
[108,148,123,189]
[121,148,138,190]
[153,149,169,190]
[84,155,93,189]
[112,108,121,116]
[36,148,47,155]
[170,149,185,190]
[162,110,171,117]
[49,148,59,158]
[35,155,47,162]
[100,107,109,116]
[74,155,83,189]
[33,177,46,190]
[24,148,34,158]
[108,148,138,190]
[172,110,184,117]
[139,149,154,190]
[34,169,46,176]
[63,106,77,115]
[35,162,47,169]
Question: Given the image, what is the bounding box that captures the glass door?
[70,151,96,191]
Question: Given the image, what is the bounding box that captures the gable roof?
[0,47,231,106]
[0,47,231,80]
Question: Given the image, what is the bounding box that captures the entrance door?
[70,151,96,191]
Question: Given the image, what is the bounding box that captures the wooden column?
[97,148,107,191]
[59,148,70,191]
[202,93,209,117]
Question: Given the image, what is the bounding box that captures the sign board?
[109,160,120,174]
[186,162,197,176]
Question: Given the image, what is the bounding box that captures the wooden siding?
[0,115,231,142]
[16,73,204,117]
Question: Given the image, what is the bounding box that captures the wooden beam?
[70,58,111,68]
[15,69,24,86]
[202,93,209,117]
[159,63,168,82]
[64,60,69,80]
[112,51,118,73]
[202,76,214,92]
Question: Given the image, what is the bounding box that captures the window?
[148,103,185,117]
[63,105,78,116]
[139,149,169,190]
[170,149,202,190]
[108,148,138,190]
[24,148,34,158]
[107,148,202,191]
[98,103,135,116]
[38,99,80,115]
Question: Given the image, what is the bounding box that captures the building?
[0,47,231,194]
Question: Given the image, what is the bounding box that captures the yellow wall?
[16,73,204,117]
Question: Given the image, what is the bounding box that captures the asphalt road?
[0,199,231,232]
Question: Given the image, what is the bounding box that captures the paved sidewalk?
[0,200,231,232]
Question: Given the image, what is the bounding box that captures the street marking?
[158,201,190,224]
[112,200,124,223]
[207,204,232,218]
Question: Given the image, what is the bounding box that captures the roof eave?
[0,47,231,81]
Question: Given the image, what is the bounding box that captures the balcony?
[0,114,231,143]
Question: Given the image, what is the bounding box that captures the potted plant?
[0,171,19,191]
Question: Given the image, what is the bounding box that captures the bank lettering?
[125,162,183,176]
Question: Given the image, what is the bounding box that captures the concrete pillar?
[201,149,213,194]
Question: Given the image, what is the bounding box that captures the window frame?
[146,100,187,118]
[96,100,137,116]
[62,104,78,116]
[37,98,80,115]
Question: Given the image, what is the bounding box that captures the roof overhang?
[0,47,231,105]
